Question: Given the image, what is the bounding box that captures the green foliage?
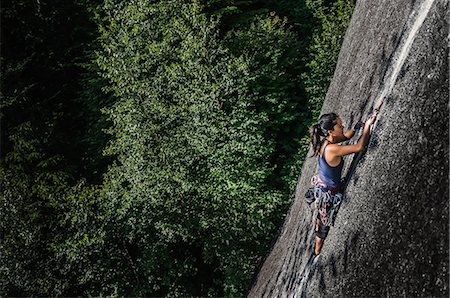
[225,14,310,192]
[0,123,71,295]
[303,0,356,119]
[1,0,355,296]
[0,0,109,295]
[76,52,116,183]
[200,0,314,37]
[1,0,108,181]
[82,1,285,295]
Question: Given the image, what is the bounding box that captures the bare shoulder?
[325,143,340,155]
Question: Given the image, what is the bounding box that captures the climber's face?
[330,117,345,137]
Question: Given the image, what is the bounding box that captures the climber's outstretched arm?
[342,129,355,141]
[337,119,364,142]
[329,114,377,157]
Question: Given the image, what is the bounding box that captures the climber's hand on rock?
[365,114,377,127]
[374,106,381,115]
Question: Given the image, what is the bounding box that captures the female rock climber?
[309,112,377,256]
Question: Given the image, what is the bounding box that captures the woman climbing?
[309,112,377,256]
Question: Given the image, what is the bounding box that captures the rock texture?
[248,0,448,297]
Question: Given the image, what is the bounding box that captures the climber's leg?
[315,236,323,256]
[315,218,330,255]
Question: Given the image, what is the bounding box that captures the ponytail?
[309,112,339,157]
[310,123,325,157]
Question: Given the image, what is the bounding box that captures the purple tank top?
[317,142,343,188]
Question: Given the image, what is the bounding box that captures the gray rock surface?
[248,0,448,297]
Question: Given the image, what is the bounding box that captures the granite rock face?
[248,0,448,297]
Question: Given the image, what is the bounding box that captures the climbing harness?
[304,175,342,226]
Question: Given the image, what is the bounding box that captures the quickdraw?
[304,175,342,226]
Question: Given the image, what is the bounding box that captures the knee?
[315,221,330,240]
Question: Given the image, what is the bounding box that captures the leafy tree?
[200,0,314,37]
[0,0,107,295]
[55,0,286,296]
[225,14,310,193]
[0,0,355,295]
[303,0,356,118]
[0,122,71,295]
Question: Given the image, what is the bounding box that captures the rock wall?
[248,0,448,297]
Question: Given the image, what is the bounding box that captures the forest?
[1,0,354,296]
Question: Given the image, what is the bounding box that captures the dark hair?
[310,112,339,157]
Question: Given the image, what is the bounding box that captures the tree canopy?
[0,0,354,296]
